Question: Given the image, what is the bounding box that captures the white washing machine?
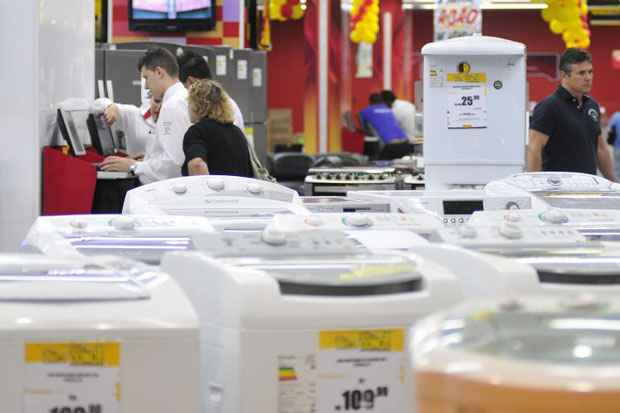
[0,254,200,413]
[412,295,620,412]
[348,189,531,226]
[469,208,620,241]
[436,221,620,296]
[269,212,443,250]
[122,176,310,231]
[485,172,620,210]
[160,228,543,413]
[23,214,215,264]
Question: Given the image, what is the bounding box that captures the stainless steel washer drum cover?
[411,295,620,412]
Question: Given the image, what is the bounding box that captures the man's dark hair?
[381,90,397,107]
[559,48,592,74]
[369,93,383,104]
[137,47,179,77]
[178,50,212,83]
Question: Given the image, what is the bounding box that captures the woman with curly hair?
[182,79,253,177]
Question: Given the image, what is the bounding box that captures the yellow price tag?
[319,329,405,352]
[447,72,487,83]
[25,342,120,368]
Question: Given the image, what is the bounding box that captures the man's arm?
[596,133,617,182]
[526,129,549,172]
[187,158,209,175]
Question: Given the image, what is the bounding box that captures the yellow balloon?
[550,19,564,34]
[351,31,362,43]
[542,8,553,22]
[369,4,379,14]
[369,22,379,34]
[291,5,304,19]
[576,37,590,48]
[581,1,588,15]
[270,3,283,21]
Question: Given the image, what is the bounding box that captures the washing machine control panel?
[470,209,620,227]
[437,223,588,249]
[486,172,620,193]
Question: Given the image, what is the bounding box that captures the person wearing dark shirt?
[527,48,616,181]
[182,79,253,177]
[359,93,411,160]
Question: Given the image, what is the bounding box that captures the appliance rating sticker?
[23,342,121,413]
[317,329,406,412]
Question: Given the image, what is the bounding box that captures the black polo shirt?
[530,86,601,174]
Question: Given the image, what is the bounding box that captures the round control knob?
[457,224,478,239]
[247,183,263,195]
[498,222,523,239]
[547,176,562,187]
[172,185,187,195]
[343,215,372,228]
[304,216,325,227]
[503,212,521,223]
[540,208,569,224]
[109,216,137,231]
[206,177,225,191]
[261,228,287,246]
[69,220,88,230]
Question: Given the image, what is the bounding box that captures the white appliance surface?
[123,176,309,231]
[23,214,215,264]
[485,172,620,210]
[348,189,531,225]
[0,254,200,413]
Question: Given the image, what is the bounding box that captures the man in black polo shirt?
[527,48,616,181]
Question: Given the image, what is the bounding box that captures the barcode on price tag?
[23,341,121,413]
[317,329,407,413]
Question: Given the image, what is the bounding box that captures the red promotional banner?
[613,50,620,70]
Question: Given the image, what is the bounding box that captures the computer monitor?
[56,108,87,156]
[129,0,215,32]
[87,113,116,156]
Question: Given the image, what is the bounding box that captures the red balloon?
[281,3,293,18]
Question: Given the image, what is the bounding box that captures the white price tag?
[24,342,121,413]
[216,55,227,76]
[252,68,263,88]
[317,329,406,413]
[447,83,487,129]
[237,59,248,80]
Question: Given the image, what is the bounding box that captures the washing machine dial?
[172,185,188,195]
[540,209,569,224]
[207,177,225,191]
[69,220,88,230]
[343,215,372,228]
[546,176,562,187]
[304,216,325,227]
[261,228,287,246]
[109,216,137,231]
[498,222,523,239]
[247,183,263,195]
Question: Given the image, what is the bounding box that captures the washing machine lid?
[223,254,422,296]
[0,263,149,301]
[415,295,620,366]
[66,236,195,264]
[517,257,620,285]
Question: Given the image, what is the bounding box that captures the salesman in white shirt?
[100,48,190,184]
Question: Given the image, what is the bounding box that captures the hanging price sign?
[23,342,121,413]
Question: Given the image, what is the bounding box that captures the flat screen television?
[129,0,215,32]
[87,113,117,156]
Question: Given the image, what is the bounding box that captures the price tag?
[216,55,227,76]
[252,68,263,88]
[446,74,487,129]
[237,59,248,80]
[24,342,121,413]
[317,329,406,413]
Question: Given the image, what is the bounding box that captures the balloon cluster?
[270,0,306,21]
[541,0,591,48]
[350,0,380,44]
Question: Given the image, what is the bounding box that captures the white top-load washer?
[301,195,391,213]
[23,214,215,264]
[412,295,620,412]
[469,208,620,241]
[436,219,620,296]
[269,212,443,250]
[347,189,531,225]
[0,254,200,413]
[122,176,310,231]
[160,228,543,413]
[485,172,620,211]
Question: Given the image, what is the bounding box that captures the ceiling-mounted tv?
[129,0,215,32]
